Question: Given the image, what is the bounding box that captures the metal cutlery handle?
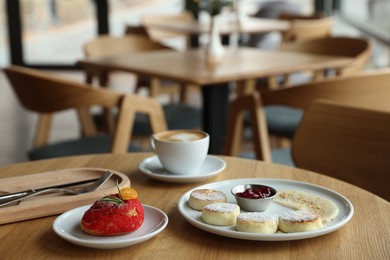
[0,188,59,207]
[0,190,34,202]
[0,177,100,201]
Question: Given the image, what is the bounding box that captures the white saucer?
[53,204,168,249]
[139,155,226,183]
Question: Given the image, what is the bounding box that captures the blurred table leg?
[202,83,229,154]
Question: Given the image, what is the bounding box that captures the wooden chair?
[123,25,149,36]
[3,65,167,160]
[292,100,390,201]
[246,11,331,49]
[254,14,334,90]
[251,36,373,147]
[279,13,334,44]
[124,30,194,104]
[83,34,201,136]
[83,34,176,99]
[262,36,372,89]
[278,36,372,82]
[224,68,390,163]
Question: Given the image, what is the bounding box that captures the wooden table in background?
[0,153,388,259]
[144,17,290,36]
[79,48,354,154]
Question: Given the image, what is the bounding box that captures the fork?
[0,171,113,207]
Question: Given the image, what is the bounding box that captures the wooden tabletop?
[144,17,290,35]
[0,153,388,259]
[78,46,356,154]
[78,47,354,86]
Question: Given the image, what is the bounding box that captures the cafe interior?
[0,0,389,259]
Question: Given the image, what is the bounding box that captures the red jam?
[236,187,273,199]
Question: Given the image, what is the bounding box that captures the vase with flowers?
[186,0,233,63]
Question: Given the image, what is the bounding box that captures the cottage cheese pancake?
[273,190,339,223]
[188,189,227,211]
[202,203,240,226]
[278,210,323,233]
[236,212,278,234]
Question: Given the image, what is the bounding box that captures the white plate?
[53,204,168,249]
[178,178,354,241]
[139,155,226,183]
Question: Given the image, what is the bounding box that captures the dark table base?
[201,83,230,154]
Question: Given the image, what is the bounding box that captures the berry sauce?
[236,187,273,199]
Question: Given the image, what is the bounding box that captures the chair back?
[4,66,122,113]
[279,36,372,76]
[262,68,390,110]
[82,33,189,124]
[263,36,371,89]
[83,34,172,102]
[278,12,323,20]
[224,69,390,161]
[3,65,167,152]
[124,25,149,36]
[292,100,390,201]
[280,14,334,43]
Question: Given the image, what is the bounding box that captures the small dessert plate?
[139,155,226,183]
[53,204,168,249]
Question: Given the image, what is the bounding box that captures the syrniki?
[273,190,339,223]
[188,189,227,210]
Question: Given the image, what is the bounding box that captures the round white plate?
[53,204,168,249]
[139,155,226,183]
[178,178,354,241]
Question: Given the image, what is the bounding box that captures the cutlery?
[0,177,102,202]
[0,171,113,207]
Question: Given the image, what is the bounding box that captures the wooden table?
[78,47,354,153]
[144,17,290,36]
[0,153,388,259]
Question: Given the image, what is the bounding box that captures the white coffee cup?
[150,129,209,175]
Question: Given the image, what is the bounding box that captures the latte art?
[168,133,202,142]
[156,130,206,142]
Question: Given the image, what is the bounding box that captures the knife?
[0,178,100,202]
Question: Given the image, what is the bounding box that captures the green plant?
[185,0,233,16]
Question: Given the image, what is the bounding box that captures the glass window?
[0,0,9,67]
[340,0,390,67]
[341,0,390,32]
[20,0,95,65]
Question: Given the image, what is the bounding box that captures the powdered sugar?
[237,212,278,223]
[191,189,226,201]
[279,210,319,223]
[203,203,239,213]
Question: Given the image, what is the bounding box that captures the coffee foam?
[169,133,201,142]
[156,130,206,142]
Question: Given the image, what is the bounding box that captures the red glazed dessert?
[81,187,144,236]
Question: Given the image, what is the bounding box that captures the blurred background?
[0,0,389,165]
[1,0,389,68]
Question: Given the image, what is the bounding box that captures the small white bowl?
[231,184,277,212]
